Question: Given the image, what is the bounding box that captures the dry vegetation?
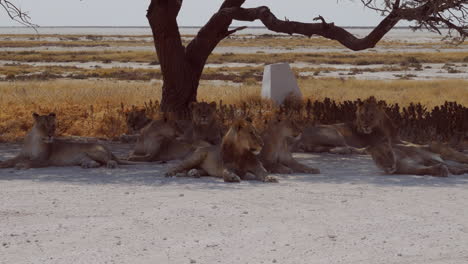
[0,32,466,144]
[1,50,467,65]
[1,63,424,82]
[1,79,466,142]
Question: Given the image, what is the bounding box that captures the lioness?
[127,118,194,162]
[259,116,320,174]
[125,108,152,135]
[178,102,224,146]
[165,119,278,183]
[354,97,468,165]
[366,138,468,177]
[298,97,399,154]
[0,113,137,169]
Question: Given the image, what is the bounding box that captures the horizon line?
[0,25,416,29]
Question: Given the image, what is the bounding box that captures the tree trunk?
[147,0,197,119]
[147,0,245,118]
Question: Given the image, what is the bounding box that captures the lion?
[126,108,152,135]
[165,119,278,183]
[298,97,400,154]
[259,116,320,174]
[0,113,140,169]
[120,108,152,143]
[354,97,468,165]
[366,138,468,177]
[127,117,195,162]
[178,102,224,146]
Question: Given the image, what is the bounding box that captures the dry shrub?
[0,79,466,143]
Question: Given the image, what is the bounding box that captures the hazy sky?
[0,0,402,27]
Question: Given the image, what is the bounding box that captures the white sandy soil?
[1,143,468,264]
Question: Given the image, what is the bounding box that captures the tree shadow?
[1,143,467,189]
[292,153,468,188]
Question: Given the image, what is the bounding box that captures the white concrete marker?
[261,62,302,104]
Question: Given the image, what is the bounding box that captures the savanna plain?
[0,27,467,264]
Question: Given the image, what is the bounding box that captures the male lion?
[259,116,320,174]
[178,102,224,146]
[366,138,468,177]
[127,118,194,162]
[298,97,399,154]
[165,119,278,183]
[0,113,138,169]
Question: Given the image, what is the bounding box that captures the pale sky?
[0,0,406,27]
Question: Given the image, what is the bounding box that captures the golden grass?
[0,79,466,142]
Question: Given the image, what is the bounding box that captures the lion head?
[222,119,264,155]
[33,112,56,143]
[190,101,217,126]
[265,115,302,140]
[366,139,397,174]
[125,108,151,134]
[356,96,387,134]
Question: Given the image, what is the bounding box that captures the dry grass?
[0,79,466,142]
[2,50,467,65]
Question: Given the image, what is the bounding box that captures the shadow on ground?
[1,143,467,189]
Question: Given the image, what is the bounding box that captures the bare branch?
[360,0,467,42]
[223,5,401,51]
[0,0,38,31]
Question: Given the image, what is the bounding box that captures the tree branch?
[185,0,246,71]
[224,5,401,51]
[0,0,37,31]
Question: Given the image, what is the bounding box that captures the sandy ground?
[1,143,468,264]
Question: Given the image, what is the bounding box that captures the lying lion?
[165,119,278,183]
[0,113,138,169]
[259,116,320,174]
[298,96,400,154]
[366,137,468,177]
[127,117,194,162]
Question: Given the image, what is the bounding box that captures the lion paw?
[15,162,30,170]
[223,172,241,183]
[81,160,100,169]
[188,169,201,178]
[264,176,279,183]
[107,160,118,169]
[165,171,177,177]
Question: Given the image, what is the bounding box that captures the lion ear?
[48,113,56,118]
[357,99,363,107]
[33,112,39,120]
[209,101,217,109]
